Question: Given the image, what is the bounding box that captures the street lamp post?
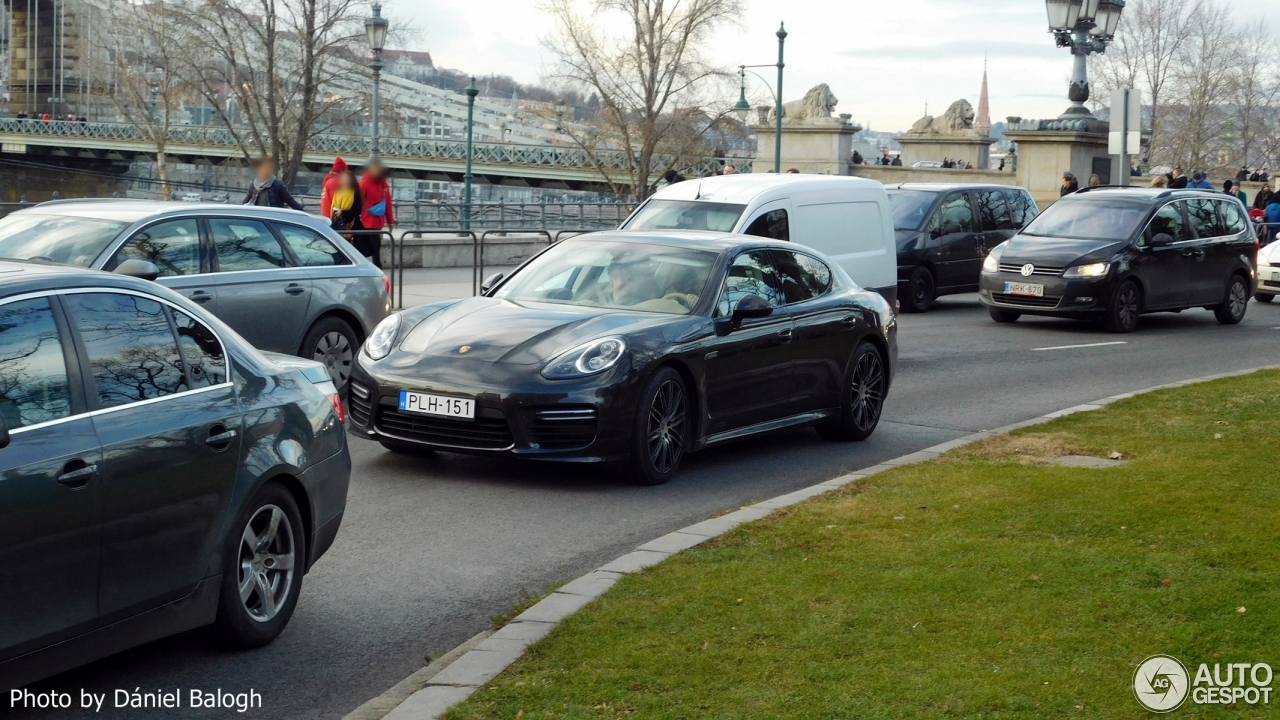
[1045,0,1125,119]
[365,3,389,161]
[732,22,787,174]
[463,77,478,232]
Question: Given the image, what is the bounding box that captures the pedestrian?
[1224,180,1247,205]
[1169,166,1188,189]
[329,170,363,233]
[1188,171,1212,190]
[1255,185,1274,210]
[359,160,395,268]
[1150,174,1169,188]
[881,151,891,166]
[851,150,864,165]
[892,155,903,166]
[1262,167,1271,183]
[242,158,304,210]
[662,169,686,185]
[320,156,348,218]
[1060,171,1079,196]
[998,157,1005,171]
[785,168,801,174]
[1265,194,1280,244]
[722,164,737,175]
[1087,173,1102,189]
[1237,165,1250,183]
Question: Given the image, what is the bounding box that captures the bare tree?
[97,0,191,196]
[542,0,743,198]
[1228,21,1278,170]
[1165,4,1239,171]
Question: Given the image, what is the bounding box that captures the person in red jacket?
[319,157,348,218]
[357,160,394,268]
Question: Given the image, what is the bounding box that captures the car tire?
[380,441,435,456]
[901,267,935,313]
[988,307,1021,323]
[816,341,887,442]
[1214,274,1250,325]
[1103,280,1142,333]
[1257,293,1275,303]
[628,367,688,486]
[302,316,359,390]
[211,482,305,649]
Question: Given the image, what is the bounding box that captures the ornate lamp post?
[463,77,478,232]
[365,3,389,160]
[1045,0,1125,119]
[733,22,786,174]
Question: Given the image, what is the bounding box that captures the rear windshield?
[1019,201,1147,242]
[623,200,746,233]
[886,190,938,231]
[0,214,130,267]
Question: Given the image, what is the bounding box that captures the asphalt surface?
[11,294,1280,719]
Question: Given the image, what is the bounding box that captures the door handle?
[189,291,213,303]
[841,315,858,326]
[1181,250,1205,258]
[284,284,307,295]
[777,328,794,342]
[205,427,237,449]
[57,462,97,489]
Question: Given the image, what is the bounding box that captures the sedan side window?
[274,224,352,267]
[62,293,186,409]
[770,251,832,304]
[172,310,228,389]
[110,219,201,276]
[717,251,786,317]
[0,297,72,428]
[1145,202,1192,245]
[1187,199,1227,239]
[210,218,286,272]
[743,209,789,241]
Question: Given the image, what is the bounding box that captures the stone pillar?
[752,118,858,175]
[896,135,996,170]
[1004,118,1111,208]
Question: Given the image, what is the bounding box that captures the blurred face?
[256,161,275,181]
[609,261,656,305]
[339,172,356,190]
[366,162,384,179]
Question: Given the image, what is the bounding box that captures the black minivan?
[979,188,1257,333]
[888,184,1040,312]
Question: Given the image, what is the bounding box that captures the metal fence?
[361,200,633,231]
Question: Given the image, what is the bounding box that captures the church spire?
[976,56,992,137]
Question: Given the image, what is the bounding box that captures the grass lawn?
[445,371,1280,719]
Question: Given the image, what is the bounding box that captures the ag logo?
[1020,264,1035,277]
[1134,655,1190,712]
[458,345,471,354]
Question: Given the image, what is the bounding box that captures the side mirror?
[0,413,9,449]
[1148,233,1175,248]
[480,272,504,294]
[714,294,773,336]
[942,222,963,235]
[114,259,161,281]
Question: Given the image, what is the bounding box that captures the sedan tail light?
[382,274,392,297]
[317,380,347,423]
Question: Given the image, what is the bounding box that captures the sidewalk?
[396,266,518,307]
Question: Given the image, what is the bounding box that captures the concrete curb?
[364,365,1274,720]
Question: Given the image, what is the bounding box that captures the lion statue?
[908,99,979,136]
[768,84,839,124]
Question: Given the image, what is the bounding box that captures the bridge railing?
[0,118,753,176]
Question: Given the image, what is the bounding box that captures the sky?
[392,0,1277,133]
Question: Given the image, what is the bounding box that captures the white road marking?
[1032,341,1129,351]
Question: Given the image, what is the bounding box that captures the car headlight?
[982,243,1006,273]
[363,313,401,360]
[541,337,627,379]
[1063,262,1110,278]
[1260,254,1272,267]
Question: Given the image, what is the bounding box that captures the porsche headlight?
[1063,262,1110,278]
[542,337,628,379]
[982,243,1006,273]
[363,313,401,360]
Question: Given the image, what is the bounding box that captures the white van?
[621,175,897,307]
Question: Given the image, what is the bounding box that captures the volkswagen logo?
[1020,264,1035,277]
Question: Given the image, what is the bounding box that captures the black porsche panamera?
[348,231,898,484]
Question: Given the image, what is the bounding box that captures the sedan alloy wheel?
[238,504,296,623]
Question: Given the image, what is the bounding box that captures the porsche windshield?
[623,200,746,233]
[0,214,129,267]
[494,240,718,315]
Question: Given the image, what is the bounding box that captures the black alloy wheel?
[1214,274,1249,325]
[988,307,1021,323]
[816,341,887,442]
[1104,280,1141,333]
[212,482,306,648]
[629,367,688,486]
[901,266,935,313]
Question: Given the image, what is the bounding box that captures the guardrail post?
[413,197,421,230]
[498,198,505,230]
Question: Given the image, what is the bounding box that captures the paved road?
[12,295,1280,719]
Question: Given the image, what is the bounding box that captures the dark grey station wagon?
[0,201,390,389]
